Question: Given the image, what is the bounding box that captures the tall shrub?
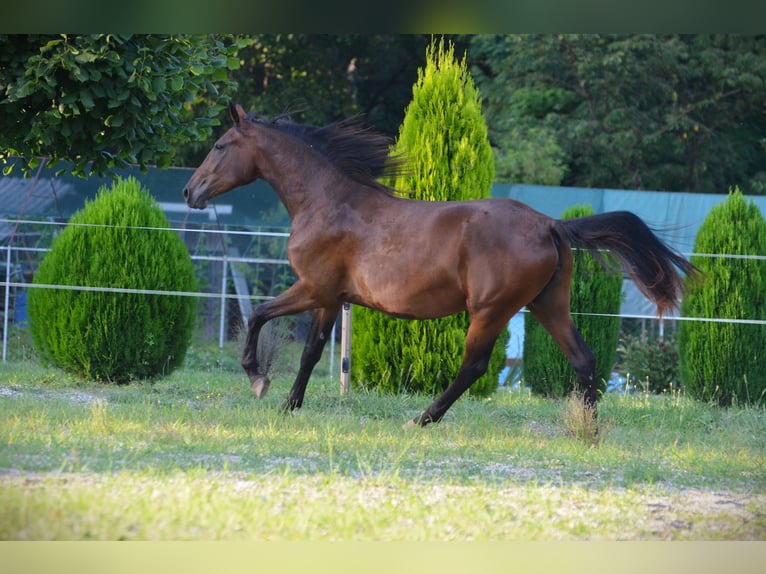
[27,176,197,383]
[523,204,623,398]
[352,37,506,398]
[679,188,766,406]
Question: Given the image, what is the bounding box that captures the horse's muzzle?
[183,185,208,210]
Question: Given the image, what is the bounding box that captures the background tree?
[679,189,766,406]
[523,204,623,398]
[0,34,241,177]
[179,35,469,166]
[352,38,506,399]
[470,34,766,193]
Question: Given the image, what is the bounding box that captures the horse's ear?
[229,102,245,127]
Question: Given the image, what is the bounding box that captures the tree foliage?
[176,35,469,166]
[679,189,766,406]
[470,34,766,193]
[352,38,506,398]
[27,177,198,383]
[523,204,623,398]
[0,34,241,177]
[228,35,467,132]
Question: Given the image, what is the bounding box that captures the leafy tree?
[679,188,766,406]
[0,34,241,177]
[523,204,623,398]
[229,35,468,132]
[177,35,470,166]
[352,37,506,398]
[470,34,766,193]
[27,176,198,383]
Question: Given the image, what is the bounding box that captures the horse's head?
[183,102,261,209]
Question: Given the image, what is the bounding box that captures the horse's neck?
[257,129,353,219]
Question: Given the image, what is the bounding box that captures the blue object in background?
[14,291,27,327]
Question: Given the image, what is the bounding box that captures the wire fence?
[1,217,766,368]
[0,218,292,361]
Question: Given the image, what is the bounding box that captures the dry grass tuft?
[562,392,601,446]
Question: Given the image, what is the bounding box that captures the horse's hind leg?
[411,311,511,427]
[282,305,340,412]
[527,275,598,410]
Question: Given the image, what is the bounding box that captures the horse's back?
[371,195,561,316]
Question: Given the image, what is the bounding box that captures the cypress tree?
[351,37,506,398]
[679,188,766,406]
[27,176,198,383]
[523,204,623,398]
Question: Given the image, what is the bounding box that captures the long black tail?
[554,211,699,317]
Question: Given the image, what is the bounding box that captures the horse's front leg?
[241,281,318,398]
[241,311,270,398]
[282,305,341,412]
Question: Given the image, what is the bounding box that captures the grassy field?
[0,343,765,541]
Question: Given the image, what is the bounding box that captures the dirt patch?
[0,384,102,405]
[638,489,766,539]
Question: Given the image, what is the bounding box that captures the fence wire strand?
[2,218,766,364]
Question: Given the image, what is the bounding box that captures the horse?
[183,101,698,428]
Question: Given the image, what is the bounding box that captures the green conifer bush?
[352,38,507,398]
[679,188,766,406]
[27,176,197,383]
[523,204,623,398]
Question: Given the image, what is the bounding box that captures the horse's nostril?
[183,187,189,201]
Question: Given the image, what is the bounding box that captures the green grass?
[1,351,765,540]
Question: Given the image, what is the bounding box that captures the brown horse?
[184,102,697,427]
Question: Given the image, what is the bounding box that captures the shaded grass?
[4,469,764,541]
[1,359,765,540]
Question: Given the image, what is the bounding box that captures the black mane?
[246,112,407,191]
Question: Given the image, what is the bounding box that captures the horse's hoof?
[281,399,299,413]
[250,374,271,398]
[402,418,420,431]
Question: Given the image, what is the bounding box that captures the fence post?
[219,257,228,350]
[340,302,351,394]
[2,246,10,362]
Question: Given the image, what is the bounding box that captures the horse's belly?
[349,267,466,320]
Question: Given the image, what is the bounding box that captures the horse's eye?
[214,143,225,151]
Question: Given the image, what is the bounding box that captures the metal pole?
[2,246,10,362]
[219,257,228,349]
[329,320,336,380]
[340,302,351,395]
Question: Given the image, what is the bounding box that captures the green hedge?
[679,188,766,406]
[28,176,197,383]
[523,204,623,398]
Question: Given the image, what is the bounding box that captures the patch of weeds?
[562,393,600,446]
[181,341,243,373]
[89,399,113,437]
[621,457,668,485]
[616,333,679,394]
[194,389,224,404]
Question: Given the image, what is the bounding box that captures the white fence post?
[219,257,228,350]
[2,246,10,362]
[340,302,351,395]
